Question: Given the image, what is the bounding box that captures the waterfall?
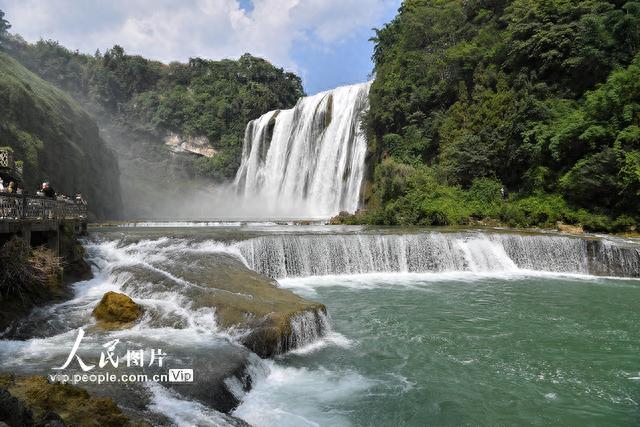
[233,82,371,218]
[235,232,640,279]
[285,309,331,351]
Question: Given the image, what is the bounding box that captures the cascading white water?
[286,309,331,349]
[235,233,640,279]
[234,82,372,218]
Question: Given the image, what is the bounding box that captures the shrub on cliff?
[0,238,61,303]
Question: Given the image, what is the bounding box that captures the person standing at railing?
[6,181,15,194]
[39,182,56,219]
[0,178,4,192]
[41,182,56,199]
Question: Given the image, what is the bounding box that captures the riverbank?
[330,210,640,239]
[0,227,91,332]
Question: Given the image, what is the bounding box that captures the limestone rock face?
[92,291,143,327]
[556,222,584,234]
[164,132,217,158]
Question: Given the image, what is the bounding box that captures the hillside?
[356,0,640,232]
[0,52,122,219]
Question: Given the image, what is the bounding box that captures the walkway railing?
[0,193,87,221]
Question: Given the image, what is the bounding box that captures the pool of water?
[236,273,640,426]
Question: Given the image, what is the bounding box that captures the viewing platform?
[0,147,88,254]
[0,193,88,254]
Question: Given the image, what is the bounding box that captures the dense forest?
[0,15,304,181]
[354,0,640,232]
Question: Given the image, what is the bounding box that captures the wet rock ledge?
[186,262,328,358]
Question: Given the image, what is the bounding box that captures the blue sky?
[0,0,400,94]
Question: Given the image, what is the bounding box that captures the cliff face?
[0,53,122,219]
[96,121,212,220]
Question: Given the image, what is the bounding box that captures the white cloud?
[0,0,398,73]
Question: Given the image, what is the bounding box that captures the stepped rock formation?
[235,231,640,278]
[184,260,328,358]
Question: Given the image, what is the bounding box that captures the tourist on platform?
[41,182,56,199]
[0,178,4,192]
[6,182,15,194]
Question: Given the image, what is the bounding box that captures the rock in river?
[92,291,143,328]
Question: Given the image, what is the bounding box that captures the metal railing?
[0,193,87,221]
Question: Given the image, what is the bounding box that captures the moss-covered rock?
[92,292,142,328]
[0,374,148,427]
[186,263,327,358]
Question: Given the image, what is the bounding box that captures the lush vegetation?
[357,0,640,232]
[0,52,122,219]
[1,22,304,181]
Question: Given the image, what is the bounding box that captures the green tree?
[0,9,11,48]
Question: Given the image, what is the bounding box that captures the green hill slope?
[358,0,640,232]
[0,52,122,219]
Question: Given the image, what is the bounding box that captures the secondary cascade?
[234,82,371,218]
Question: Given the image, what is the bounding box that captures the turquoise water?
[238,273,640,426]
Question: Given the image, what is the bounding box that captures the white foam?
[147,382,238,427]
[277,270,639,292]
[285,331,353,356]
[233,361,376,427]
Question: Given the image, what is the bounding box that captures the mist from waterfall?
[234,82,372,218]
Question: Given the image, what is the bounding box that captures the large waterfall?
[233,82,371,218]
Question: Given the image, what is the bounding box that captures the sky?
[0,0,401,94]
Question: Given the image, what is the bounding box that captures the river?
[0,224,639,426]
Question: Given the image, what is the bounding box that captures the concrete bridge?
[0,193,88,255]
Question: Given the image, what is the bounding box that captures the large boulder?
[0,388,33,426]
[92,292,143,328]
[184,258,328,358]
